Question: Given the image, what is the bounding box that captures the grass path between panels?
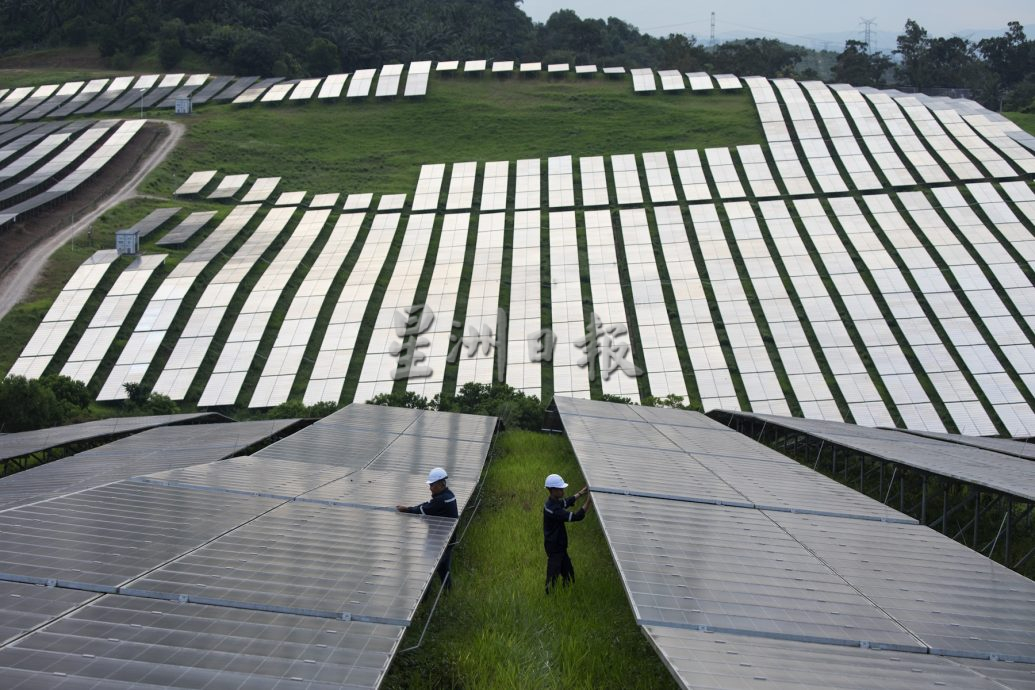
[383,430,677,690]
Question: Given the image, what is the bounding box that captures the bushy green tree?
[833,40,893,87]
[0,376,64,432]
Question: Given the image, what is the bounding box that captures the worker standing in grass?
[543,473,592,594]
[397,467,458,590]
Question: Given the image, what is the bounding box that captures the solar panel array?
[199,209,331,406]
[98,205,260,400]
[7,71,1035,442]
[555,396,1035,689]
[307,214,402,406]
[0,405,495,688]
[153,206,297,400]
[0,418,297,511]
[60,254,166,385]
[8,250,119,379]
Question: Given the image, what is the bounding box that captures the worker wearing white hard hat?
[396,467,458,589]
[542,472,591,593]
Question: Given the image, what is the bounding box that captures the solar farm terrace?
[2,55,1035,688]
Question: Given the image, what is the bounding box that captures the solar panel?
[288,77,321,100]
[703,147,745,199]
[584,209,640,402]
[618,208,687,399]
[240,176,281,203]
[479,160,508,210]
[74,76,132,114]
[8,249,119,380]
[652,205,738,410]
[158,73,210,107]
[343,192,374,210]
[547,63,569,74]
[231,77,282,104]
[49,78,107,117]
[123,500,453,623]
[514,158,541,209]
[174,169,217,195]
[575,64,597,75]
[550,211,590,398]
[602,66,627,75]
[768,510,1035,661]
[547,155,574,208]
[463,60,487,73]
[714,73,742,89]
[645,626,1010,689]
[303,214,400,406]
[593,493,922,648]
[506,211,542,396]
[187,75,233,104]
[685,72,713,90]
[0,83,58,122]
[207,173,249,199]
[0,594,404,689]
[403,61,432,97]
[374,64,404,97]
[199,209,331,407]
[0,481,282,590]
[658,70,685,91]
[317,73,349,99]
[492,60,514,73]
[578,156,609,207]
[378,193,407,210]
[0,581,98,646]
[153,206,297,400]
[641,151,678,203]
[445,161,477,210]
[405,213,470,399]
[0,120,115,209]
[60,255,166,385]
[520,62,542,73]
[155,210,216,247]
[436,61,459,72]
[742,411,1035,505]
[275,190,307,206]
[631,68,657,92]
[309,192,340,209]
[735,144,781,197]
[0,420,298,512]
[672,149,711,201]
[456,213,505,388]
[99,205,260,401]
[690,204,789,414]
[346,69,376,98]
[412,163,445,210]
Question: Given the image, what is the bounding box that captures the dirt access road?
[0,119,185,319]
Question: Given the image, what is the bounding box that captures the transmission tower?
[860,17,876,51]
[710,12,716,47]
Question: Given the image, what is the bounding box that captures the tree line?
[0,2,1031,109]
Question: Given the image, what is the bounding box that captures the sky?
[520,0,1034,51]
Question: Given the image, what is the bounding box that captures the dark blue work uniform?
[543,495,585,593]
[401,487,458,588]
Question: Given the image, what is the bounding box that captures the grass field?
[140,78,761,199]
[383,430,677,690]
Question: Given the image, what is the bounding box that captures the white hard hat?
[427,467,448,484]
[545,473,568,489]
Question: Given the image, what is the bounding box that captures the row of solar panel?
[554,396,1035,688]
[0,65,743,127]
[10,169,1033,442]
[0,119,146,228]
[0,404,495,688]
